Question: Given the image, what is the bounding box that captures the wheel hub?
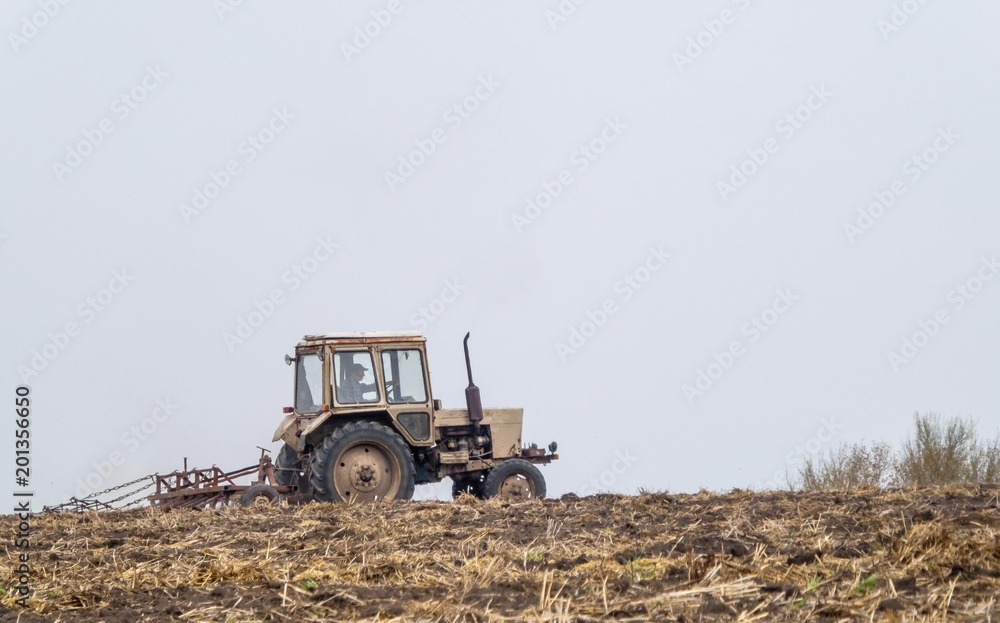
[334,442,399,501]
[499,473,534,500]
[352,464,379,491]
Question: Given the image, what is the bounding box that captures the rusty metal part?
[147,450,300,509]
[519,445,559,464]
[43,498,114,513]
[299,332,425,347]
[463,332,484,425]
[45,476,155,513]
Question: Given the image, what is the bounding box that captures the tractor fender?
[272,413,299,444]
[297,409,398,452]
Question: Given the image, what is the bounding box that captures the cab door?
[331,349,382,407]
[378,346,434,446]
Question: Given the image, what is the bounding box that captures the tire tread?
[275,443,301,487]
[308,421,416,502]
[483,459,546,499]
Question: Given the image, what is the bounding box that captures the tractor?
[271,332,557,502]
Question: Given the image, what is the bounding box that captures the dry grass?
[897,414,1000,486]
[800,413,1000,491]
[799,441,895,490]
[3,486,1000,621]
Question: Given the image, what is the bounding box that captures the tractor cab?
[280,332,436,448]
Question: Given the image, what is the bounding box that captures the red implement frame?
[147,449,300,509]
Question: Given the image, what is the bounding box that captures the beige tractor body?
[271,332,556,502]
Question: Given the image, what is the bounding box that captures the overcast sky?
[3,1,999,506]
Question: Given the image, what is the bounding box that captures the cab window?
[295,351,324,412]
[381,349,428,404]
[334,351,379,404]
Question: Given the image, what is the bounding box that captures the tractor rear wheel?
[275,443,303,487]
[309,421,416,503]
[483,459,546,500]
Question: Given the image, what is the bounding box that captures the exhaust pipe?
[463,332,484,425]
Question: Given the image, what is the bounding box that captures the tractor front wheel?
[309,421,416,503]
[483,459,546,500]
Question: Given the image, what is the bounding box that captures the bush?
[798,441,894,491]
[797,413,1000,491]
[897,414,980,486]
[968,436,1000,483]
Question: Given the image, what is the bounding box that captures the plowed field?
[3,486,1000,621]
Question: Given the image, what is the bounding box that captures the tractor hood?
[436,407,524,458]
